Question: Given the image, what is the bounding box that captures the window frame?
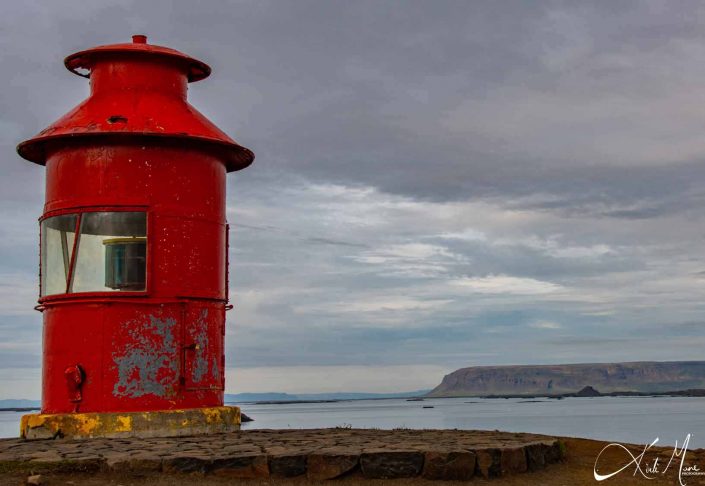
[39,205,150,302]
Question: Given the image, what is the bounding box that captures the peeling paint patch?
[191,309,209,383]
[211,355,220,383]
[112,315,178,399]
[185,307,222,389]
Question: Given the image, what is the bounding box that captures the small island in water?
[427,360,705,398]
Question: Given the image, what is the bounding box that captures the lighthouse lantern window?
[40,214,78,296]
[72,212,147,293]
[40,211,147,296]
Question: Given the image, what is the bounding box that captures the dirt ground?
[3,437,705,486]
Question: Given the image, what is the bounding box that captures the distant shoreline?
[225,387,705,405]
[430,387,705,400]
[227,396,418,405]
[3,389,704,411]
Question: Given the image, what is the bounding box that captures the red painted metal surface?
[17,36,253,414]
[63,365,84,411]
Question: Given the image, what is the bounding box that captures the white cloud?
[293,296,453,316]
[436,228,487,242]
[529,320,563,330]
[353,242,467,278]
[452,275,563,295]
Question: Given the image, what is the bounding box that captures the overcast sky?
[2,1,705,399]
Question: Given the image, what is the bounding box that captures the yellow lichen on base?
[20,406,240,440]
[115,415,132,432]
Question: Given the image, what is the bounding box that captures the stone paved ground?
[0,429,563,481]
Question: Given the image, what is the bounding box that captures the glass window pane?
[40,214,78,296]
[71,212,147,293]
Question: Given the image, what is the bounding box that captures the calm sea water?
[237,396,705,449]
[2,396,703,449]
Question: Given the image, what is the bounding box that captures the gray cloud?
[1,0,705,397]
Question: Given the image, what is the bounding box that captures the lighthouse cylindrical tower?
[17,35,254,439]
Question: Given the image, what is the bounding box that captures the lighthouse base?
[20,406,240,440]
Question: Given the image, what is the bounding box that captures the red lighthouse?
[18,35,253,439]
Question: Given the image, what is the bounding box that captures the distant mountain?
[226,393,295,402]
[225,390,430,403]
[427,361,705,397]
[0,399,40,409]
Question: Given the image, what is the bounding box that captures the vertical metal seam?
[65,213,82,293]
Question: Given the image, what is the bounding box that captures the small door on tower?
[183,303,225,391]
